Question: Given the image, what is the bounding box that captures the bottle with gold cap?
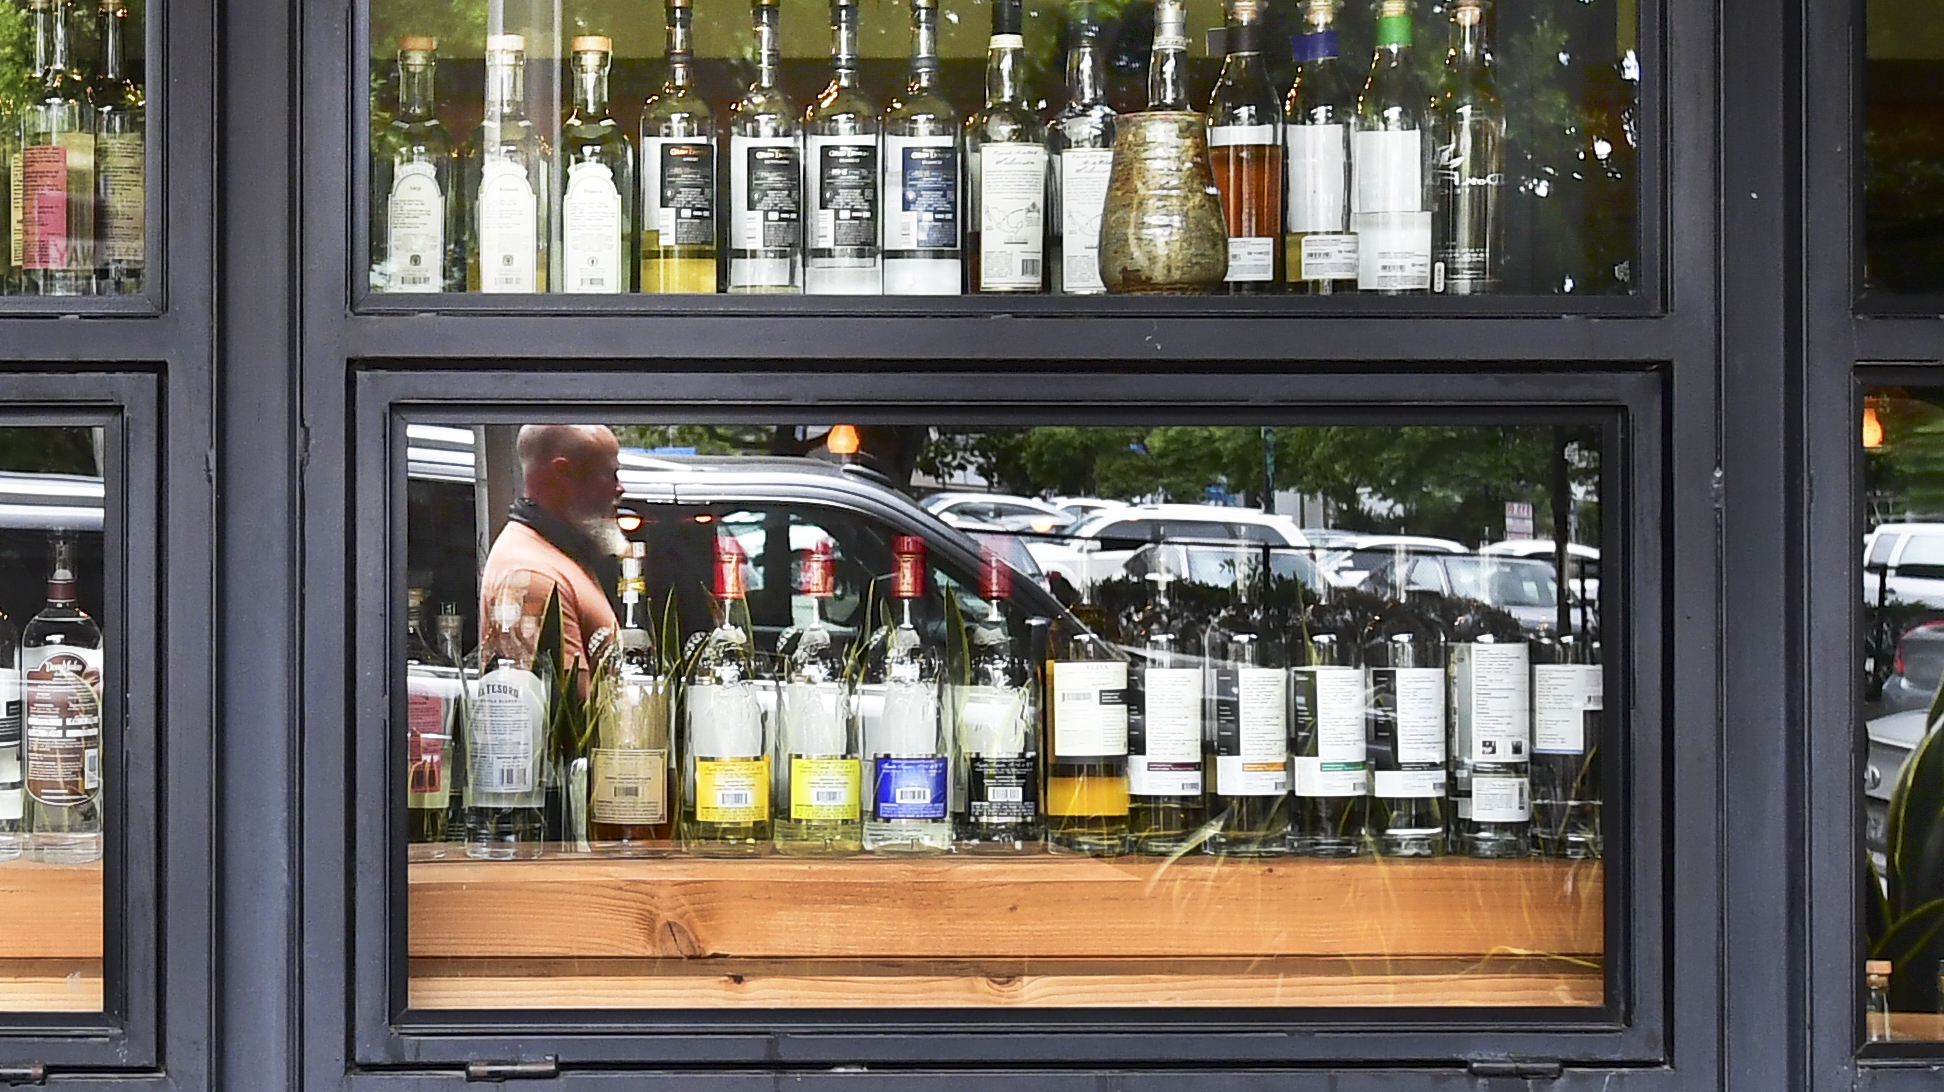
[729,0,803,293]
[464,33,549,292]
[557,35,633,294]
[1284,0,1357,294]
[374,35,456,293]
[1431,0,1503,294]
[1352,0,1431,294]
[1866,959,1894,1043]
[640,0,719,293]
[1207,0,1282,293]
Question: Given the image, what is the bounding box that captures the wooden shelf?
[0,861,104,1013]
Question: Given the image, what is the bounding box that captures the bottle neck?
[30,6,50,79]
[986,38,1025,107]
[896,595,919,628]
[754,6,781,90]
[46,578,75,607]
[667,8,695,90]
[1375,11,1413,57]
[98,6,125,81]
[908,5,939,89]
[571,54,610,116]
[832,4,861,85]
[805,594,829,630]
[485,54,527,121]
[399,55,437,119]
[1449,9,1485,64]
[620,592,644,633]
[1147,1,1189,110]
[47,1,75,78]
[1065,32,1103,105]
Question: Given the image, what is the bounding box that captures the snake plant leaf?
[1869,857,1891,954]
[1874,896,1944,1012]
[1886,675,1944,918]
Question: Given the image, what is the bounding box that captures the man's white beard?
[575,514,629,558]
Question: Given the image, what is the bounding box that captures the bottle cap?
[713,538,748,599]
[1378,0,1409,14]
[801,541,836,597]
[992,0,1023,36]
[891,535,926,599]
[571,35,612,52]
[1867,959,1893,975]
[980,548,1012,600]
[398,35,438,53]
[485,33,526,51]
[408,586,427,608]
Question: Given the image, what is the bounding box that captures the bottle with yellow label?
[682,537,771,855]
[591,542,675,856]
[639,0,720,293]
[1044,581,1130,856]
[773,540,861,856]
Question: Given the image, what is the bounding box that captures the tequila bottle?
[0,606,20,860]
[1290,577,1367,856]
[1431,0,1503,294]
[23,535,102,863]
[774,541,862,856]
[1531,626,1600,857]
[1046,2,1114,295]
[590,542,676,855]
[1284,0,1357,293]
[1044,583,1130,856]
[683,538,771,855]
[863,535,951,854]
[557,36,634,294]
[1867,960,1894,1043]
[464,34,549,293]
[803,0,880,294]
[1448,593,1530,858]
[1207,0,1282,291]
[373,36,454,293]
[1364,562,1446,856]
[1202,548,1289,856]
[729,0,803,293]
[20,0,95,297]
[463,583,549,858]
[1353,0,1431,294]
[1127,548,1204,855]
[404,587,460,850]
[91,0,143,295]
[881,0,962,295]
[640,0,719,293]
[953,547,1040,853]
[966,0,1045,293]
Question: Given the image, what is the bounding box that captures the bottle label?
[387,161,444,292]
[21,142,74,271]
[24,646,103,807]
[1128,665,1201,796]
[1225,236,1275,282]
[809,138,879,252]
[1051,659,1129,758]
[1470,773,1530,822]
[477,159,537,292]
[97,132,144,264]
[695,755,769,822]
[1212,666,1288,796]
[885,137,959,253]
[873,678,941,755]
[967,754,1037,820]
[1293,664,1365,797]
[872,755,946,819]
[781,680,848,756]
[1285,124,1348,233]
[1058,147,1112,293]
[1352,209,1431,291]
[466,665,545,797]
[1297,233,1359,280]
[406,691,449,801]
[591,747,670,824]
[1352,128,1422,214]
[1533,663,1601,755]
[685,681,766,758]
[1208,123,1276,148]
[954,683,1031,756]
[8,151,20,268]
[1452,643,1530,764]
[1368,665,1445,798]
[732,136,802,252]
[0,675,21,820]
[977,142,1045,289]
[789,756,860,819]
[642,138,716,247]
[561,159,624,293]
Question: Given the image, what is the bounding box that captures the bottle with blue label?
[863,535,952,854]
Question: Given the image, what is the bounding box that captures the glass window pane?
[364,0,1638,299]
[400,421,1609,1013]
[1866,1,1944,293]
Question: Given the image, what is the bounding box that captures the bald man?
[478,424,626,683]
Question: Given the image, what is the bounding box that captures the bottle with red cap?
[681,535,772,856]
[951,546,1040,853]
[862,534,951,855]
[774,539,862,856]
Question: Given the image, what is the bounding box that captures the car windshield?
[1129,545,1323,591]
[968,529,1045,580]
[1444,557,1561,608]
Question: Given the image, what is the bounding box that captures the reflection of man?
[479,424,626,680]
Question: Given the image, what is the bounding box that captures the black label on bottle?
[967,754,1037,820]
[1211,667,1241,757]
[902,145,959,250]
[1126,667,1148,757]
[0,698,18,748]
[819,143,878,249]
[747,144,801,249]
[660,142,716,246]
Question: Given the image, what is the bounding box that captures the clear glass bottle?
[1045,583,1130,856]
[953,548,1040,853]
[1283,0,1357,293]
[1867,959,1894,1043]
[24,534,104,863]
[729,0,802,294]
[1127,548,1204,855]
[1352,0,1431,294]
[464,34,549,293]
[1046,2,1114,296]
[966,0,1045,294]
[91,0,143,295]
[20,0,95,297]
[1364,567,1447,856]
[1207,0,1282,292]
[373,36,454,294]
[590,542,676,855]
[803,0,880,295]
[1531,626,1601,858]
[463,582,549,859]
[1148,0,1191,111]
[556,36,634,295]
[1202,548,1289,856]
[640,0,719,294]
[863,535,952,854]
[1449,592,1531,858]
[774,540,862,856]
[881,0,962,295]
[1,0,47,295]
[0,604,21,860]
[1290,577,1367,856]
[436,604,470,849]
[1432,0,1502,294]
[404,587,460,851]
[683,538,772,855]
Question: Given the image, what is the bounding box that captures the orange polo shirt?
[478,521,619,684]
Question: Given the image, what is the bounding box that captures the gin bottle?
[1448,593,1530,858]
[1284,0,1356,293]
[1202,548,1289,856]
[683,538,771,855]
[1352,0,1431,294]
[1364,557,1446,855]
[590,542,675,855]
[881,0,962,295]
[640,0,719,294]
[863,535,951,854]
[1207,0,1282,291]
[0,607,20,861]
[23,535,102,863]
[966,0,1045,293]
[774,541,862,856]
[1290,577,1367,855]
[557,36,634,294]
[803,0,881,294]
[91,0,143,295]
[1531,626,1600,858]
[953,548,1040,853]
[729,0,803,293]
[372,36,453,293]
[404,587,460,850]
[463,583,549,858]
[20,0,95,297]
[1431,0,1502,294]
[464,34,549,293]
[1045,583,1130,856]
[1127,548,1204,855]
[1046,2,1114,295]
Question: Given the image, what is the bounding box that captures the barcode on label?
[83,748,100,789]
[1021,259,1040,277]
[492,275,523,288]
[497,764,525,788]
[814,789,845,803]
[614,785,640,798]
[896,787,930,804]
[987,786,1022,803]
[718,791,752,807]
[397,272,432,286]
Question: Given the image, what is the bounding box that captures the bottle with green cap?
[1352,0,1431,295]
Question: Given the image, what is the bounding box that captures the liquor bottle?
[373,36,454,294]
[1148,0,1191,111]
[1364,562,1446,856]
[966,0,1046,293]
[435,604,469,848]
[1448,594,1530,858]
[1866,960,1894,1043]
[1127,548,1204,855]
[1289,577,1367,856]
[1283,0,1357,293]
[90,0,143,295]
[1,0,46,295]
[774,541,862,856]
[464,34,549,293]
[0,606,20,860]
[640,0,719,294]
[23,535,103,863]
[1044,583,1130,856]
[1352,0,1431,294]
[1531,627,1600,858]
[463,583,549,858]
[1431,0,1502,294]
[863,535,951,854]
[404,587,460,850]
[20,0,95,297]
[683,538,771,855]
[881,0,962,295]
[1046,2,1114,296]
[1202,548,1289,856]
[803,0,880,295]
[556,36,634,295]
[952,547,1040,853]
[1206,0,1282,292]
[729,0,803,293]
[590,542,676,855]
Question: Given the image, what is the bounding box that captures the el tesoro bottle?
[1284,0,1357,293]
[952,548,1040,853]
[404,586,459,850]
[463,583,549,858]
[1127,550,1205,855]
[1207,0,1283,292]
[1352,0,1432,294]
[1448,594,1531,858]
[91,0,143,295]
[372,36,454,293]
[1531,626,1601,858]
[966,0,1046,293]
[1431,0,1503,294]
[640,0,720,293]
[1047,2,1114,296]
[1290,577,1369,856]
[556,36,634,295]
[1044,583,1131,856]
[773,540,862,856]
[863,535,952,855]
[20,0,95,297]
[464,34,549,293]
[1364,561,1447,856]
[1202,548,1290,856]
[23,534,103,863]
[729,0,804,293]
[590,542,676,854]
[803,0,881,295]
[683,538,772,855]
[881,0,962,295]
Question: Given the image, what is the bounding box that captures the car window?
[1090,518,1158,546]
[1870,532,1902,568]
[990,502,1049,520]
[1160,520,1233,544]
[1896,533,1944,575]
[1232,521,1286,544]
[1406,558,1445,593]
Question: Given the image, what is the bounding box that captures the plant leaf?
[1875,896,1944,1012]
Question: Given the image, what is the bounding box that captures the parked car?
[1319,535,1468,589]
[1120,541,1325,593]
[1865,707,1928,873]
[920,491,1076,535]
[1864,523,1944,609]
[1360,553,1572,634]
[1872,619,1944,718]
[1049,496,1127,521]
[1481,538,1602,602]
[1025,503,1311,591]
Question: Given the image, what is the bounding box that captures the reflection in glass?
[1867,2,1944,292]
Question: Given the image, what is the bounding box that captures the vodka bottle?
[863,536,951,854]
[1448,594,1531,858]
[1431,0,1503,294]
[463,583,549,858]
[590,542,676,855]
[1202,547,1289,856]
[640,0,719,293]
[774,540,862,856]
[1352,0,1431,293]
[1364,560,1446,856]
[1127,548,1204,855]
[1207,0,1283,291]
[1284,0,1357,293]
[556,36,634,294]
[1290,578,1368,856]
[372,36,453,293]
[24,534,103,863]
[91,0,144,295]
[953,547,1040,853]
[966,0,1045,293]
[1046,2,1114,295]
[881,0,962,295]
[1045,582,1130,856]
[1531,627,1601,857]
[683,538,772,855]
[20,0,95,297]
[464,34,549,293]
[729,0,803,293]
[803,0,881,294]
[404,586,460,850]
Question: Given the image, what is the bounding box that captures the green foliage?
[0,427,96,476]
[1872,672,1944,1010]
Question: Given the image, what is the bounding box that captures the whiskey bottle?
[1045,583,1130,856]
[1531,626,1600,858]
[24,535,103,863]
[1046,2,1114,295]
[1207,0,1282,292]
[966,0,1046,293]
[1289,577,1367,856]
[464,34,549,293]
[881,0,962,295]
[683,538,771,855]
[640,0,719,293]
[1127,549,1204,855]
[463,583,549,858]
[774,541,862,856]
[1353,0,1431,294]
[557,36,634,294]
[1448,593,1530,858]
[1284,0,1357,293]
[373,36,454,293]
[0,607,20,860]
[803,0,880,294]
[590,542,676,855]
[404,587,459,850]
[729,0,803,293]
[1202,548,1289,856]
[1431,0,1503,294]
[953,547,1040,853]
[863,535,951,854]
[1364,566,1446,856]
[91,0,143,295]
[21,0,95,297]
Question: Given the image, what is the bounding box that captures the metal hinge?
[464,1057,559,1082]
[1467,1058,1564,1080]
[0,1065,46,1087]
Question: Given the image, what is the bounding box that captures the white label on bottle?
[477,159,537,292]
[731,134,802,290]
[97,132,143,264]
[387,162,444,292]
[1352,128,1423,214]
[1393,666,1446,764]
[884,134,959,252]
[1216,667,1287,796]
[1285,124,1348,232]
[561,159,624,293]
[468,665,544,797]
[871,678,942,756]
[1453,643,1530,764]
[1295,756,1368,796]
[1058,147,1112,294]
[686,681,766,759]
[1208,123,1276,147]
[954,683,1030,756]
[1130,665,1201,795]
[781,680,848,756]
[1051,660,1129,758]
[977,143,1046,289]
[1470,773,1530,821]
[1307,665,1365,761]
[1300,233,1359,279]
[1352,209,1430,291]
[1533,663,1601,755]
[1225,236,1274,282]
[1374,768,1443,798]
